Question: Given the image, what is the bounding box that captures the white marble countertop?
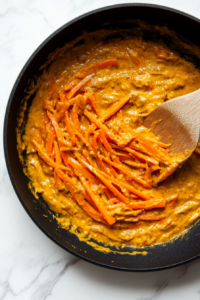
[1,0,200,299]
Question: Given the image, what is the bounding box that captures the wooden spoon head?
[144,105,199,157]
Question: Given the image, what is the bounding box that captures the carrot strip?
[134,136,169,164]
[59,93,67,103]
[146,165,152,184]
[149,139,169,149]
[114,152,132,160]
[82,149,97,167]
[98,130,114,155]
[78,176,115,225]
[60,151,75,177]
[63,81,76,92]
[67,74,94,100]
[55,168,106,223]
[124,147,159,166]
[75,131,93,152]
[92,131,99,156]
[54,142,64,190]
[68,157,99,185]
[78,153,150,200]
[92,132,116,176]
[46,126,55,156]
[72,103,80,131]
[129,198,166,210]
[54,141,62,164]
[123,160,146,169]
[55,97,77,122]
[101,94,134,123]
[101,156,151,188]
[168,194,179,208]
[138,214,165,221]
[155,163,178,184]
[86,92,99,115]
[32,140,70,171]
[84,110,117,142]
[64,112,76,146]
[47,112,71,148]
[101,172,150,200]
[76,155,129,204]
[50,148,55,161]
[75,58,118,78]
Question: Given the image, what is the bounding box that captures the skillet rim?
[3,3,200,272]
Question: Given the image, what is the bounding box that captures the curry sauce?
[17,23,200,250]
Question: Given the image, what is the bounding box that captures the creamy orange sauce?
[17,23,200,251]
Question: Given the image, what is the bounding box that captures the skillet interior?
[4,3,200,271]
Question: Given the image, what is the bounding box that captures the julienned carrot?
[114,152,132,160]
[67,74,94,100]
[168,194,179,208]
[75,131,93,152]
[50,148,55,161]
[155,162,178,184]
[75,58,118,79]
[127,49,141,66]
[55,168,106,223]
[59,93,67,103]
[125,147,159,166]
[101,94,134,123]
[32,140,70,171]
[54,141,62,164]
[146,166,152,183]
[86,92,99,115]
[101,156,151,189]
[101,172,150,200]
[55,97,77,122]
[92,133,116,176]
[68,157,99,185]
[129,198,166,210]
[82,149,96,167]
[149,139,169,149]
[54,142,64,190]
[76,155,129,204]
[92,131,99,156]
[46,126,55,156]
[47,112,71,148]
[78,175,115,225]
[43,99,55,113]
[84,110,117,142]
[134,136,169,164]
[138,214,166,221]
[60,151,75,177]
[123,160,146,169]
[64,112,76,146]
[98,130,114,155]
[99,140,118,178]
[72,103,80,131]
[63,81,76,92]
[78,153,149,200]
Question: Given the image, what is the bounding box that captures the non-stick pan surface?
[4,4,200,271]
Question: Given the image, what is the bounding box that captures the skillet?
[4,3,200,271]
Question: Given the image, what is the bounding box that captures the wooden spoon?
[143,89,200,157]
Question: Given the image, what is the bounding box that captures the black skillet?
[4,4,200,271]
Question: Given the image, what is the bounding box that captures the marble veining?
[1,0,200,299]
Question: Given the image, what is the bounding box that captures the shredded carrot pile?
[32,58,174,226]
